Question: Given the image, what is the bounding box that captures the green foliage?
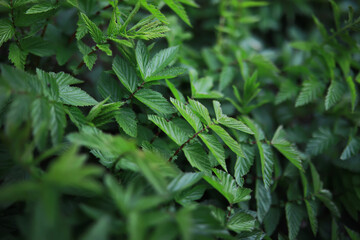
[0,0,359,239]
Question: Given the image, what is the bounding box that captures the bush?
[0,0,359,239]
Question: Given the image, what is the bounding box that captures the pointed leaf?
[210,125,244,157]
[199,133,226,171]
[183,141,212,172]
[135,89,175,115]
[112,56,140,93]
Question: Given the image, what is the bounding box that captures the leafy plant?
[0,0,359,239]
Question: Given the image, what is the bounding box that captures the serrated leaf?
[115,108,137,137]
[49,103,66,145]
[135,89,175,115]
[183,141,212,172]
[59,85,98,106]
[218,117,253,135]
[164,0,191,26]
[80,13,105,43]
[203,169,251,204]
[340,137,360,160]
[136,40,150,79]
[112,56,140,93]
[171,98,202,132]
[26,2,56,14]
[140,0,169,24]
[325,80,345,110]
[272,126,303,171]
[227,211,255,233]
[31,98,50,150]
[8,43,27,69]
[146,67,186,82]
[146,46,180,79]
[166,79,186,103]
[306,128,335,156]
[148,115,188,145]
[286,203,304,240]
[234,145,255,185]
[96,43,112,56]
[0,19,15,47]
[305,199,318,236]
[210,125,244,157]
[315,189,340,217]
[256,180,271,223]
[219,66,235,91]
[199,133,226,171]
[97,74,122,102]
[295,78,325,107]
[188,99,212,125]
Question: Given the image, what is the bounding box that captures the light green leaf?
[239,1,268,8]
[140,0,169,24]
[164,0,192,26]
[166,79,186,103]
[26,2,56,14]
[136,40,150,79]
[146,67,186,82]
[211,125,244,159]
[171,98,202,132]
[146,46,180,79]
[199,133,226,171]
[218,117,253,135]
[227,211,255,233]
[0,19,15,47]
[8,43,27,69]
[210,125,244,157]
[183,141,212,172]
[346,76,357,112]
[80,13,105,43]
[96,43,112,56]
[148,115,188,145]
[203,169,251,204]
[167,172,203,193]
[115,108,137,137]
[59,85,98,106]
[272,126,303,171]
[112,56,140,93]
[219,66,235,91]
[188,99,212,125]
[135,89,175,115]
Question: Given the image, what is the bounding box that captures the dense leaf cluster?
[0,0,359,239]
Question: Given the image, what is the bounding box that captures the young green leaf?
[80,13,105,43]
[164,0,192,26]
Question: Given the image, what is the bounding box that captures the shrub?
[0,0,359,239]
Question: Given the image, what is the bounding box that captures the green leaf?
[242,117,273,188]
[26,2,56,14]
[115,108,137,137]
[218,117,253,135]
[59,85,98,106]
[234,145,255,185]
[167,172,203,193]
[80,215,111,240]
[0,19,15,47]
[188,99,212,125]
[306,128,335,156]
[97,74,122,102]
[239,1,268,7]
[135,89,175,115]
[164,0,192,26]
[346,76,357,112]
[295,78,325,107]
[166,79,186,103]
[310,162,323,193]
[199,133,226,171]
[112,56,140,93]
[227,211,255,233]
[345,227,360,240]
[171,97,202,132]
[315,189,340,217]
[203,169,251,204]
[49,103,66,145]
[31,98,50,150]
[340,137,360,160]
[183,141,212,172]
[264,208,281,236]
[219,66,235,91]
[275,80,298,104]
[325,80,345,110]
[140,0,169,24]
[96,43,112,56]
[285,203,304,240]
[80,13,105,43]
[146,46,180,79]
[146,67,186,82]
[8,43,27,69]
[210,125,244,157]
[272,126,303,171]
[256,180,271,223]
[148,115,188,145]
[305,199,318,236]
[136,40,150,79]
